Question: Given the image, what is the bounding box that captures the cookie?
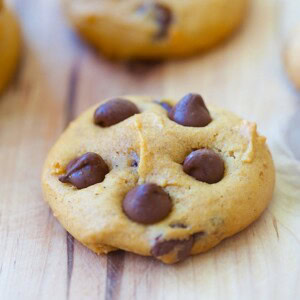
[62,0,249,60]
[284,25,300,90]
[0,1,21,93]
[42,93,275,264]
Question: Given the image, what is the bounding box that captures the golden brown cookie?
[0,1,21,93]
[42,94,275,264]
[284,25,300,90]
[62,0,249,60]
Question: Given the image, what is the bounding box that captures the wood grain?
[0,0,300,299]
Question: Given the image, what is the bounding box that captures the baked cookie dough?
[42,93,275,264]
[284,25,300,90]
[62,0,249,60]
[0,0,21,93]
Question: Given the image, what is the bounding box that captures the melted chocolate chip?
[168,93,212,127]
[183,149,224,184]
[94,99,139,127]
[151,237,194,262]
[138,3,173,39]
[122,183,172,224]
[59,152,109,189]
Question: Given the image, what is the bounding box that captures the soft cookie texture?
[62,0,249,60]
[42,94,275,264]
[0,0,21,93]
[284,25,300,90]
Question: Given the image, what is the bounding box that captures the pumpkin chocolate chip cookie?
[0,0,21,93]
[62,0,249,60]
[42,93,275,264]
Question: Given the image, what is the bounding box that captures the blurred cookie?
[284,25,300,90]
[42,94,275,264]
[62,0,248,60]
[0,1,21,93]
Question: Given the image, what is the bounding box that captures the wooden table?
[1,0,300,299]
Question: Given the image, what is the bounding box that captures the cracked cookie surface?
[62,0,248,60]
[42,94,275,264]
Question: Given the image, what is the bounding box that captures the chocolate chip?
[192,231,206,241]
[183,149,224,184]
[131,160,138,167]
[59,152,109,189]
[151,237,194,262]
[130,151,139,168]
[138,4,173,39]
[168,93,212,127]
[65,157,80,171]
[153,4,173,39]
[122,183,172,224]
[94,99,139,127]
[154,101,173,112]
[169,223,187,229]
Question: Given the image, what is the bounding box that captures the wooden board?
[1,0,300,299]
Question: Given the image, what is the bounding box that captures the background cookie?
[0,0,21,93]
[284,25,300,90]
[42,94,275,264]
[62,0,249,60]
